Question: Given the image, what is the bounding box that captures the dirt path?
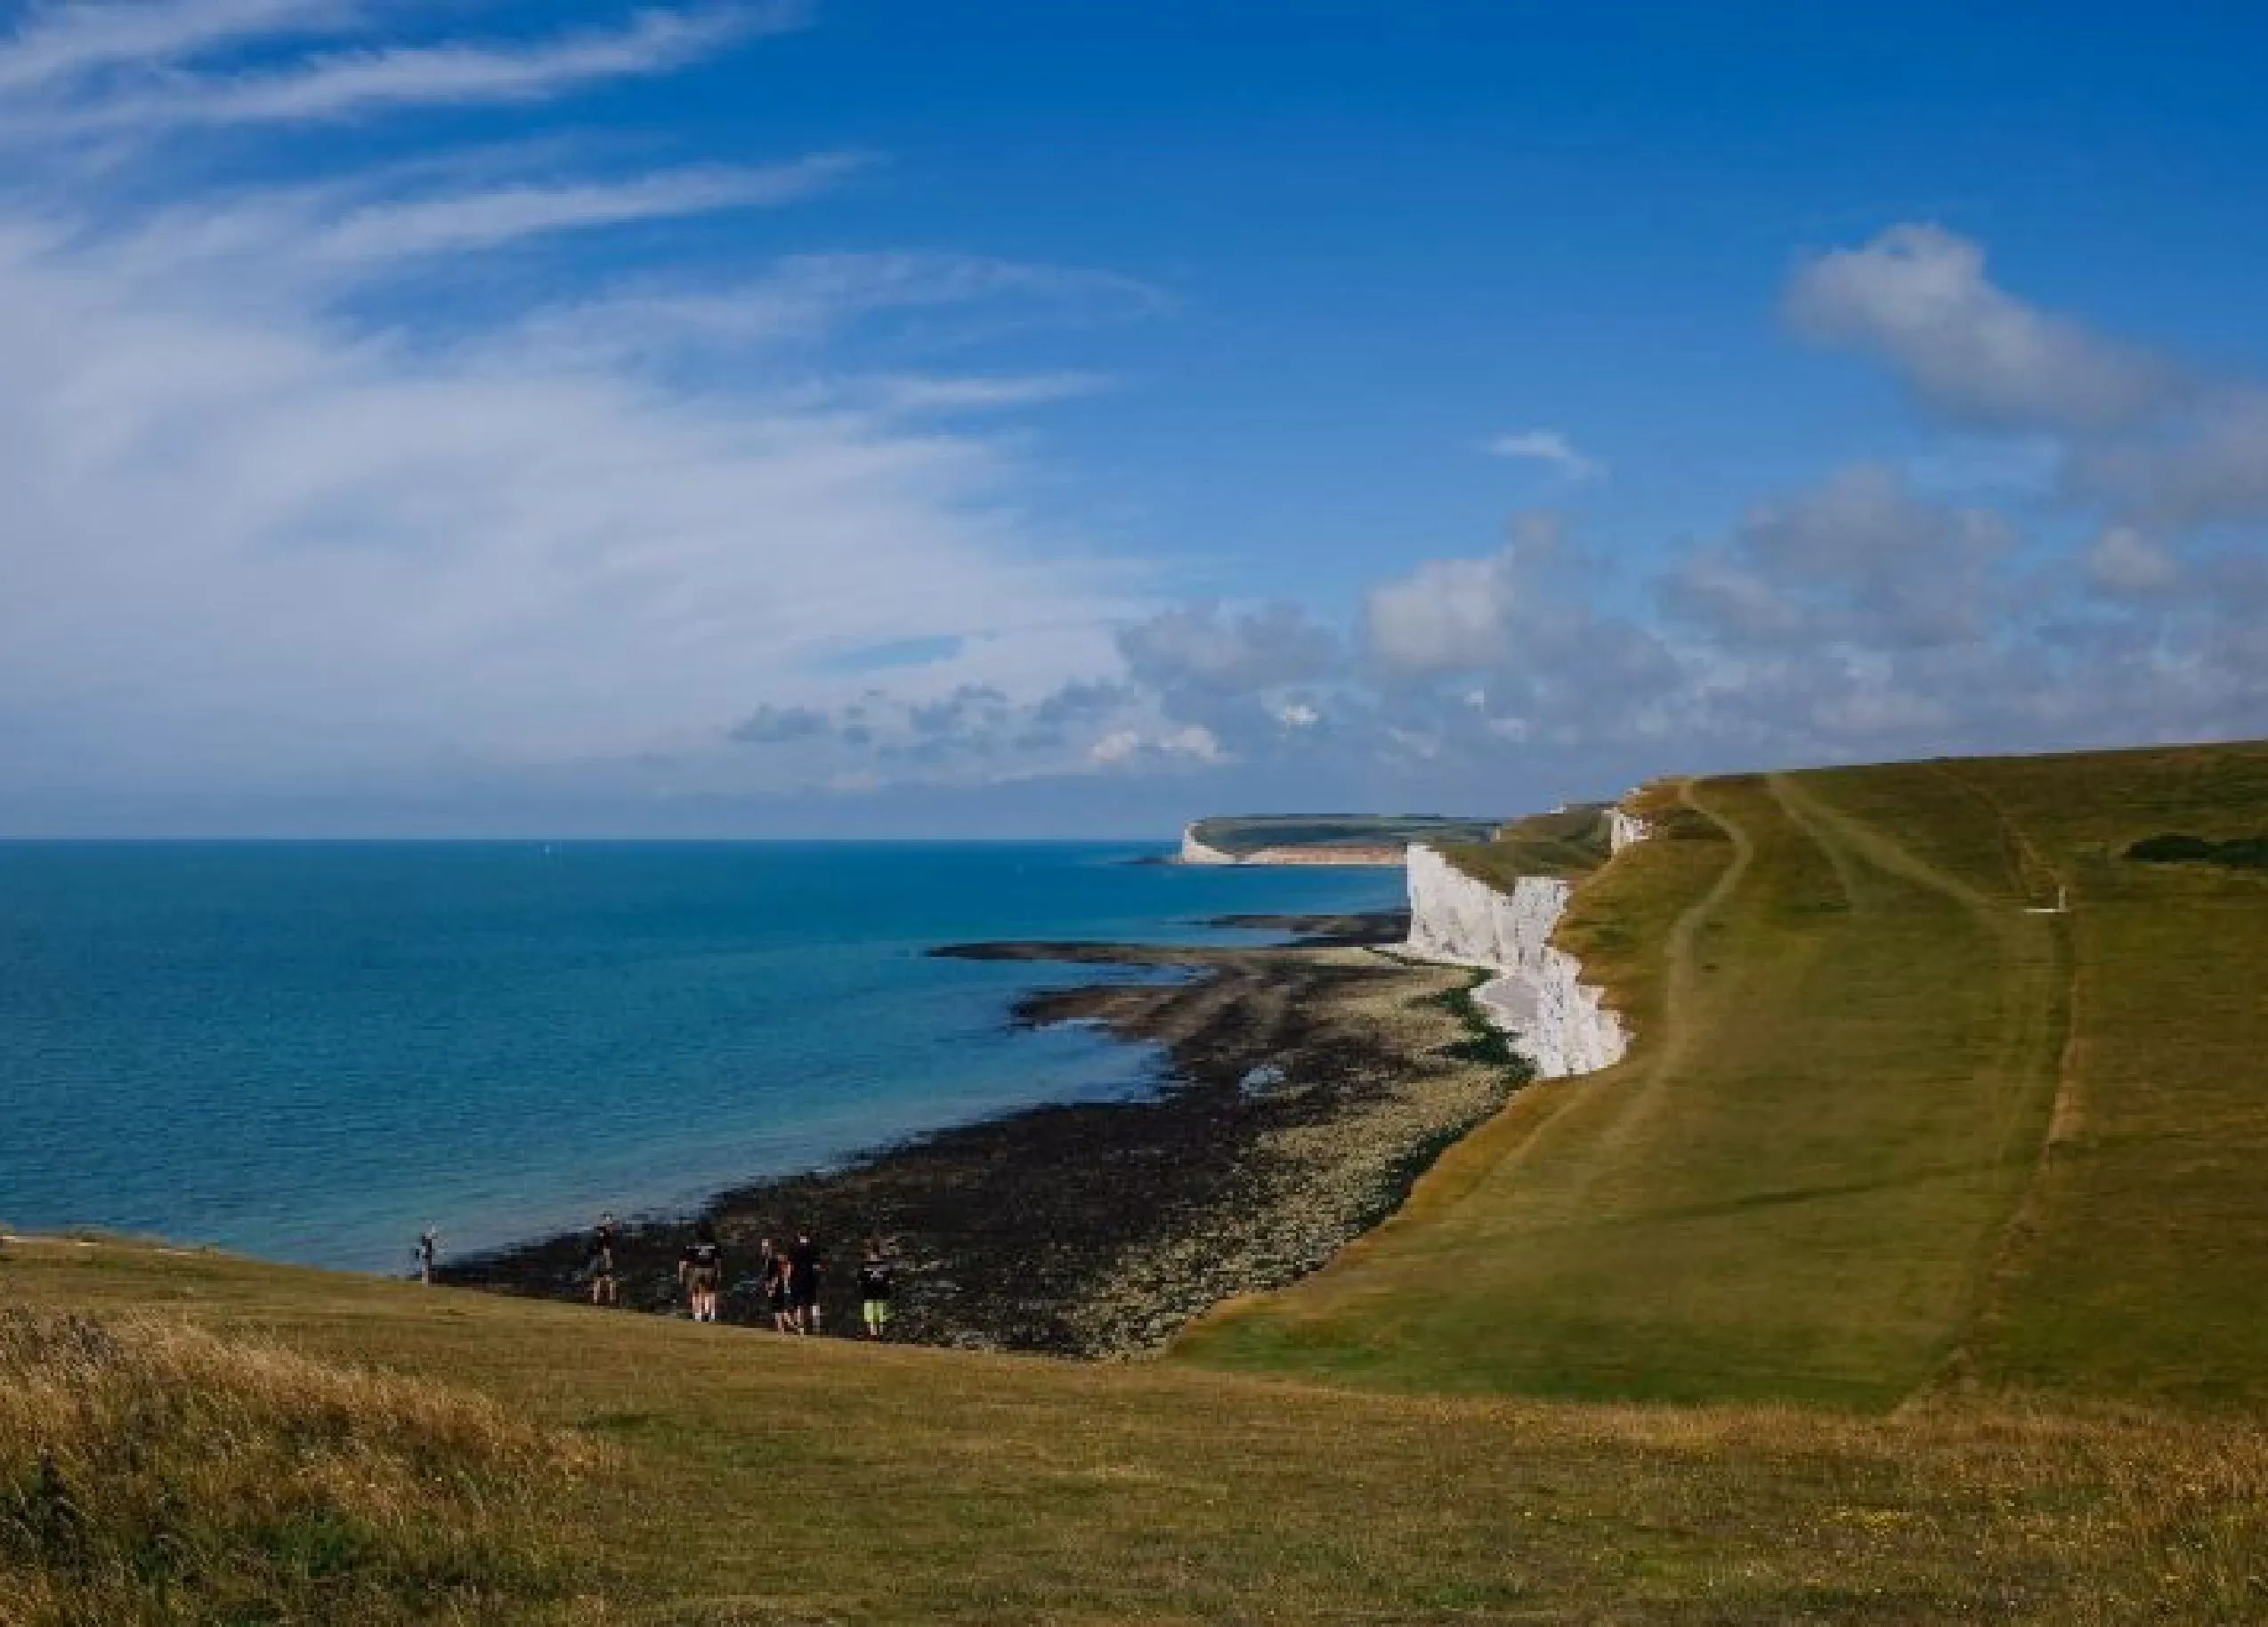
[1915,764,2088,1390]
[1767,770,2078,1394]
[1408,776,1758,1226]
[1551,777,1759,1190]
[1767,771,2065,1167]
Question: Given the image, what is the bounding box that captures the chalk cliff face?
[1179,826,1240,865]
[1402,844,1629,1080]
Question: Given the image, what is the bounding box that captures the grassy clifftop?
[1181,741,2268,1414]
[1436,799,1618,885]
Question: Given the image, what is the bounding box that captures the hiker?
[415,1226,439,1285]
[678,1223,724,1323]
[589,1211,620,1307]
[857,1236,895,1340]
[760,1238,796,1333]
[790,1229,823,1334]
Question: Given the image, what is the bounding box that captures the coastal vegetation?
[1418,967,1538,1080]
[8,737,2268,1622]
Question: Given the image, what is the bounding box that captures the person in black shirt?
[678,1222,724,1323]
[789,1230,822,1334]
[414,1226,439,1285]
[759,1237,795,1332]
[856,1236,895,1340]
[588,1211,619,1307]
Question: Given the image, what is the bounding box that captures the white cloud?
[1085,730,1141,765]
[0,4,1149,823]
[300,157,866,263]
[1787,223,2174,430]
[2075,389,2268,527]
[1117,603,1339,692]
[871,372,1111,414]
[1087,724,1222,766]
[19,4,793,137]
[0,0,360,93]
[1365,553,1521,673]
[1486,427,1605,481]
[2083,526,2182,596]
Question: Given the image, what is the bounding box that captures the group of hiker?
[587,1212,898,1340]
[416,1215,900,1340]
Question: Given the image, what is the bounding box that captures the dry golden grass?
[8,1239,2268,1622]
[0,1305,595,1626]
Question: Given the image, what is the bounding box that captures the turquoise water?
[0,843,1400,1273]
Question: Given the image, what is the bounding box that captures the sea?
[0,843,1403,1275]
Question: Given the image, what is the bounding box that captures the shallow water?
[0,842,1400,1272]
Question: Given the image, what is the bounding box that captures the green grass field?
[7,739,2268,1623]
[1179,742,2268,1414]
[1447,800,1616,884]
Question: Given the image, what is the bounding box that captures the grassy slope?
[5,1237,2266,1624]
[1940,744,2268,1406]
[1445,801,1616,885]
[1179,741,2268,1413]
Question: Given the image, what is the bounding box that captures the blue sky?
[4,1,2265,834]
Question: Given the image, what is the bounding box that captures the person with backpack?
[789,1229,823,1334]
[856,1236,895,1340]
[588,1211,620,1307]
[759,1237,796,1332]
[678,1223,724,1323]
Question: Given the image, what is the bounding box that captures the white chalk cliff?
[1179,826,1239,865]
[1401,842,1632,1081]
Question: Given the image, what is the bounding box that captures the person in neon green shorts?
[856,1236,895,1340]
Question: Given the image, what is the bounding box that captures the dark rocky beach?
[441,909,1526,1356]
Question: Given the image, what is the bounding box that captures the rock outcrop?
[1401,843,1632,1080]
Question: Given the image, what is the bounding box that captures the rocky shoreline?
[439,910,1528,1357]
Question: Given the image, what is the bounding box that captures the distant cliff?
[1179,827,1240,865]
[1177,814,1499,867]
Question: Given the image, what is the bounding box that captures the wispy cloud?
[305,155,866,263]
[0,0,360,93]
[871,372,1111,414]
[498,253,1162,368]
[4,4,798,141]
[0,2,1153,830]
[1486,427,1606,482]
